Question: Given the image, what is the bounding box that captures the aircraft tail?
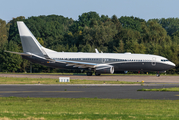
[17,21,51,58]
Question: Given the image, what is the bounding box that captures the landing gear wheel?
[95,72,101,76]
[86,72,93,76]
[156,74,160,77]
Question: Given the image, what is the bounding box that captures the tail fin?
[17,21,47,57]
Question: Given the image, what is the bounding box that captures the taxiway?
[0,84,179,100]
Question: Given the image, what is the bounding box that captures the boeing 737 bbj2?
[5,21,176,76]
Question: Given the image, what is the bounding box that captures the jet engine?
[95,65,114,74]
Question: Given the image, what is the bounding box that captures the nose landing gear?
[156,74,160,77]
[156,71,160,77]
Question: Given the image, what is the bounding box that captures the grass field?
[138,87,179,91]
[0,77,140,84]
[0,97,179,120]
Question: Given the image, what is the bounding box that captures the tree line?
[0,12,179,73]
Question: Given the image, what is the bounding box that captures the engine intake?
[95,65,114,74]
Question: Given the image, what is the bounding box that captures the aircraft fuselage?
[22,52,175,72]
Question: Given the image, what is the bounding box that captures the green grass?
[0,77,140,84]
[138,87,179,91]
[0,97,179,120]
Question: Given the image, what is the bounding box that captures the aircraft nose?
[169,62,175,68]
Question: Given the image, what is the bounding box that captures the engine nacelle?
[95,65,114,74]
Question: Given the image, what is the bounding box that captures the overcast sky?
[1,0,179,22]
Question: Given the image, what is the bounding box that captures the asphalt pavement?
[0,84,179,100]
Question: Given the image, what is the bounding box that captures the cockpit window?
[161,59,169,62]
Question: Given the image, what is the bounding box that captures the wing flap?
[55,59,97,68]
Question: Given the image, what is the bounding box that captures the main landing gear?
[86,72,101,76]
[86,72,93,76]
[95,72,101,76]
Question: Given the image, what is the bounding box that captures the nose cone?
[169,62,176,68]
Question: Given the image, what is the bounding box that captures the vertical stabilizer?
[17,21,44,56]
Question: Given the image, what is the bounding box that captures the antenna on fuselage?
[95,48,103,53]
[95,48,99,53]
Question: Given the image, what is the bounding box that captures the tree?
[114,40,124,53]
[78,11,100,27]
[0,19,8,47]
[154,18,179,36]
[0,41,22,72]
[111,15,122,32]
[82,20,118,48]
[37,37,45,46]
[119,16,145,32]
[141,20,170,44]
[8,16,25,45]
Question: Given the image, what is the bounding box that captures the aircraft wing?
[54,59,97,68]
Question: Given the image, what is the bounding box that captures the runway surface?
[0,84,179,100]
[0,74,179,100]
[0,73,179,83]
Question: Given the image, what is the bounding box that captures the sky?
[1,0,179,22]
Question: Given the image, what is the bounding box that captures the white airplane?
[5,21,175,76]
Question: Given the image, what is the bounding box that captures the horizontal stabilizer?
[4,50,32,56]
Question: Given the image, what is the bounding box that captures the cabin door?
[151,57,156,66]
[102,58,106,63]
